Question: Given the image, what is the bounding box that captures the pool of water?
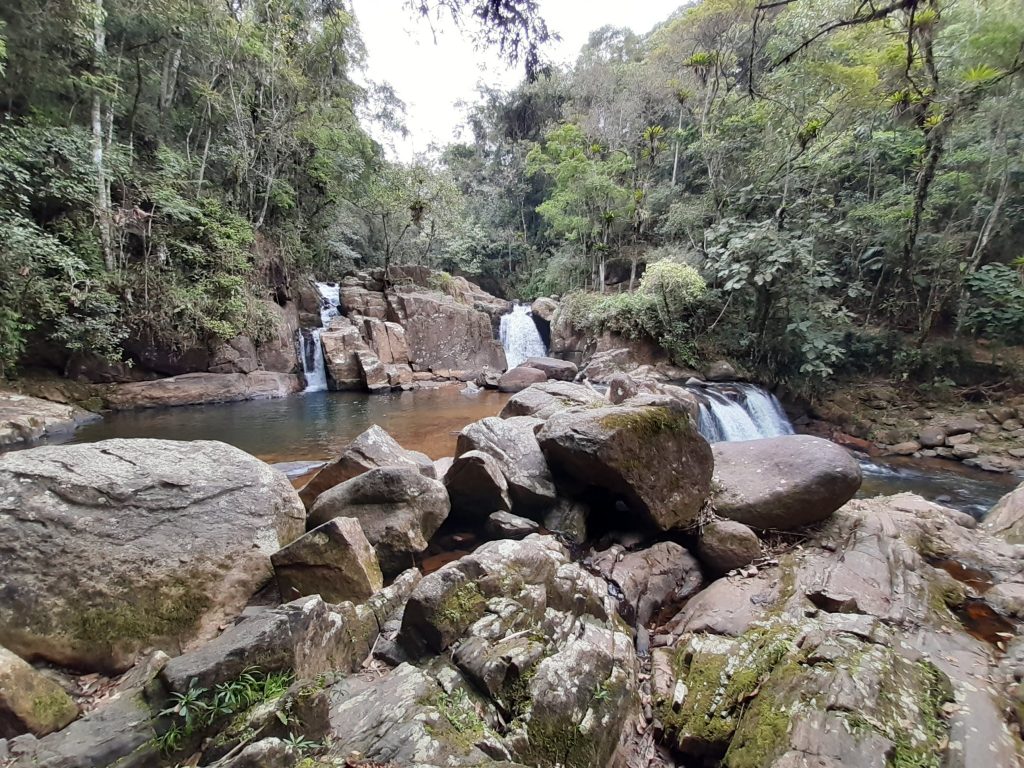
[51,387,510,463]
[857,455,1018,518]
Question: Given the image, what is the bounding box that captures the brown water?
[57,387,510,463]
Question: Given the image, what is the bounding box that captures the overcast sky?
[350,0,684,159]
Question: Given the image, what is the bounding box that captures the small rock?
[952,443,981,460]
[945,417,983,435]
[271,517,384,604]
[607,373,640,405]
[988,406,1017,423]
[1003,419,1023,432]
[918,426,947,448]
[485,511,540,539]
[698,519,762,576]
[945,432,973,446]
[890,441,922,456]
[0,646,79,737]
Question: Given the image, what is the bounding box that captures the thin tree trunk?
[91,0,113,271]
[671,105,683,187]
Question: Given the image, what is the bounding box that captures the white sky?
[350,0,685,159]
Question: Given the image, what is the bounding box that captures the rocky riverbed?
[1,377,1022,768]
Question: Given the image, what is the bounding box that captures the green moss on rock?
[436,582,486,633]
[600,407,691,439]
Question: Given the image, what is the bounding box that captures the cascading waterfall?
[688,382,794,442]
[298,282,341,393]
[500,304,548,369]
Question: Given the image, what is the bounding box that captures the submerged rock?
[0,439,305,673]
[307,466,449,575]
[271,516,383,603]
[298,424,435,509]
[711,435,861,530]
[538,405,713,530]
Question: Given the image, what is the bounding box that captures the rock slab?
[272,516,383,603]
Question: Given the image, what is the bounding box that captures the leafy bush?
[965,264,1024,342]
[639,260,707,316]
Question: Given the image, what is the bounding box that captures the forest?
[1,0,1022,393]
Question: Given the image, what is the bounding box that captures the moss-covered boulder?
[0,439,305,673]
[537,404,713,530]
[0,645,79,737]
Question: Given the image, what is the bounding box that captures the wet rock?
[711,435,861,530]
[521,356,578,381]
[589,542,703,625]
[308,467,449,575]
[0,646,79,737]
[0,439,305,673]
[704,360,737,381]
[543,498,589,544]
[498,366,548,392]
[486,511,540,539]
[298,424,435,509]
[539,405,713,530]
[271,517,383,604]
[530,297,558,322]
[457,416,556,511]
[918,425,947,448]
[104,371,301,409]
[444,450,513,521]
[498,381,606,420]
[698,519,761,575]
[0,392,95,447]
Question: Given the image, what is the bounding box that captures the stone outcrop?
[0,439,305,673]
[0,392,97,447]
[271,517,383,603]
[0,645,79,737]
[298,424,434,509]
[307,467,450,575]
[530,297,558,323]
[498,380,606,420]
[456,416,557,512]
[319,316,369,390]
[538,405,713,530]
[104,371,301,409]
[711,434,862,530]
[589,542,703,625]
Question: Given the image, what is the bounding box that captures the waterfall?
[688,382,794,442]
[298,282,341,392]
[500,304,548,369]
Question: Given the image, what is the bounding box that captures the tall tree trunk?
[671,105,683,187]
[91,0,113,271]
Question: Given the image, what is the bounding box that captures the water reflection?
[56,387,510,462]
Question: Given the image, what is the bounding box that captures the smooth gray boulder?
[497,366,547,392]
[456,416,556,511]
[711,435,861,530]
[499,380,606,420]
[538,405,713,530]
[698,519,762,575]
[271,517,383,604]
[522,356,578,381]
[308,466,449,575]
[0,439,305,673]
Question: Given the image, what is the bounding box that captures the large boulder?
[522,356,578,381]
[0,439,305,673]
[530,297,558,323]
[298,424,434,509]
[0,645,79,737]
[271,517,383,604]
[498,380,606,420]
[983,482,1024,543]
[538,405,713,530]
[456,416,557,511]
[307,467,450,575]
[319,317,369,390]
[386,288,507,372]
[444,449,513,522]
[711,435,861,530]
[497,366,548,392]
[0,392,96,447]
[104,371,301,409]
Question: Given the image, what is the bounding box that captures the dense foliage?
[442,0,1024,389]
